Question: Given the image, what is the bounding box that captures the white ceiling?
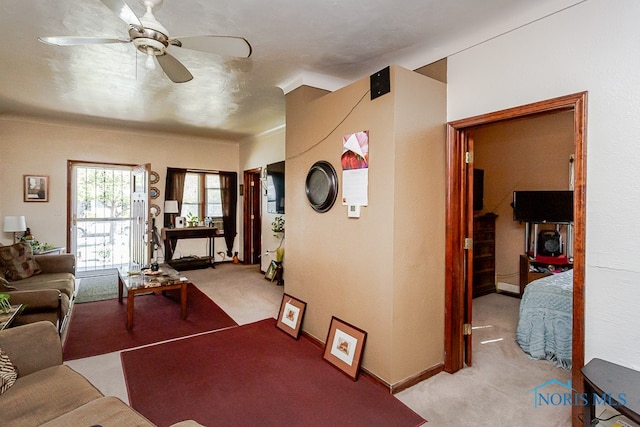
[0,0,584,140]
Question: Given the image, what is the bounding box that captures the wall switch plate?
[348,205,361,218]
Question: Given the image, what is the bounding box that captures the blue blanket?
[516,269,573,369]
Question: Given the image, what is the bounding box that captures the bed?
[516,269,573,369]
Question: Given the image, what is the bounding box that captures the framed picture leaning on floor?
[276,293,307,339]
[323,316,367,381]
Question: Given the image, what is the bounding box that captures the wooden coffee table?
[118,265,190,330]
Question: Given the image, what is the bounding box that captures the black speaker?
[370,66,390,100]
[537,230,562,257]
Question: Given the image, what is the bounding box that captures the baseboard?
[301,330,443,394]
[301,330,324,348]
[496,281,519,294]
[391,363,445,394]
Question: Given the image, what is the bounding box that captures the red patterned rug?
[121,318,426,427]
[63,284,237,360]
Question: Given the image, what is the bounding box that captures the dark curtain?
[164,168,187,228]
[219,172,237,257]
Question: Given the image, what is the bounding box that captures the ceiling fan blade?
[99,0,142,29]
[156,53,193,83]
[170,36,252,58]
[38,36,131,46]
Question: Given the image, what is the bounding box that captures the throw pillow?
[0,242,42,281]
[0,348,18,395]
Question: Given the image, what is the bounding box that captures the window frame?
[181,171,223,221]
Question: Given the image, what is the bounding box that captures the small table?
[0,304,24,330]
[581,358,640,426]
[161,227,224,267]
[118,265,190,330]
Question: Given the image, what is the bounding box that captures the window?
[181,172,222,222]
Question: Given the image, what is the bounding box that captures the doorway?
[243,168,262,265]
[444,92,587,424]
[68,161,136,272]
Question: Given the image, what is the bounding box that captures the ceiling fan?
[38,0,252,83]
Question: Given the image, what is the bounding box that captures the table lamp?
[4,216,27,243]
[164,200,179,228]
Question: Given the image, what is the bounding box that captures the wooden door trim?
[243,168,262,264]
[444,92,587,426]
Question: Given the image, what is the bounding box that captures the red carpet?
[63,284,237,360]
[121,318,426,427]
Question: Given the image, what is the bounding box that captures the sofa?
[0,321,201,427]
[0,321,153,426]
[0,242,76,333]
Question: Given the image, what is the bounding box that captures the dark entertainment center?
[471,171,574,297]
[513,190,574,295]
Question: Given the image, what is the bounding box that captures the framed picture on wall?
[323,316,367,381]
[276,293,307,339]
[24,175,49,202]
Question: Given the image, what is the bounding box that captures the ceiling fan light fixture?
[38,0,252,84]
[145,51,156,70]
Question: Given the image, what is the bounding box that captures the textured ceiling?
[0,0,584,140]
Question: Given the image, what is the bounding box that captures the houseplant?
[271,216,285,262]
[271,216,284,234]
[187,212,199,227]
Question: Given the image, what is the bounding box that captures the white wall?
[447,0,640,369]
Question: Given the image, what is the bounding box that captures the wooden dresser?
[472,213,497,298]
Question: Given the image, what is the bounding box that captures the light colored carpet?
[396,293,572,426]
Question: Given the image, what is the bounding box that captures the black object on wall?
[266,161,285,214]
[370,66,390,100]
[512,190,573,223]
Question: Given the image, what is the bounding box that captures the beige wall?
[471,111,574,286]
[0,116,240,260]
[285,66,446,385]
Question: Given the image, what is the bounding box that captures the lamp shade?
[3,216,26,233]
[164,200,179,214]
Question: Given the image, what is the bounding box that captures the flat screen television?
[266,161,285,214]
[512,190,573,223]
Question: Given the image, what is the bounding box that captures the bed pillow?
[0,348,18,395]
[0,242,42,281]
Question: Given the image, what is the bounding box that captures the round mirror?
[305,161,338,213]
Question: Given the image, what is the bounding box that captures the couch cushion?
[0,365,103,427]
[10,273,75,298]
[0,243,41,281]
[40,396,156,427]
[0,348,18,395]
